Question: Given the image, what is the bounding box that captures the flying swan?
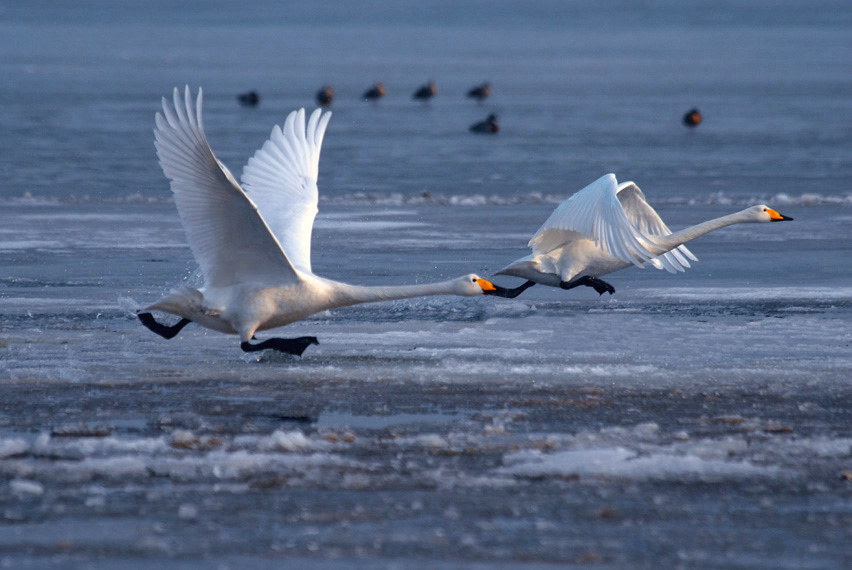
[137,87,515,356]
[495,173,792,295]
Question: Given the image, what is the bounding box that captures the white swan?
[495,173,792,295]
[138,87,509,356]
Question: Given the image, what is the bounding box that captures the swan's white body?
[143,87,496,347]
[496,173,791,287]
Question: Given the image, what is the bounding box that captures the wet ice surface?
[2,374,852,569]
[3,203,852,569]
[3,0,852,567]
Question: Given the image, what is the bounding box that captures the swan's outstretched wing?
[528,173,661,266]
[154,86,299,289]
[616,181,699,273]
[240,108,331,274]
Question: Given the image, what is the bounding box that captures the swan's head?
[746,205,794,223]
[460,274,517,297]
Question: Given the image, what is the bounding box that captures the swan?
[137,87,512,356]
[495,173,793,295]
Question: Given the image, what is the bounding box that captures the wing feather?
[617,181,698,273]
[154,86,299,290]
[529,174,661,266]
[240,107,331,273]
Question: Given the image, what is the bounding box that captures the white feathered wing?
[154,86,300,289]
[616,181,698,272]
[241,108,331,274]
[528,173,696,273]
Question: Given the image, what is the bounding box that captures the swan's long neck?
[329,279,462,309]
[648,210,750,253]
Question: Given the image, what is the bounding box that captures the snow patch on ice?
[32,433,170,457]
[256,430,327,452]
[0,438,29,458]
[782,437,852,458]
[178,503,199,520]
[230,430,330,453]
[195,450,356,480]
[10,478,45,496]
[500,447,771,481]
[395,434,450,449]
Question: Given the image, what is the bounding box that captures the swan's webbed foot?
[559,276,615,296]
[485,280,536,299]
[138,312,192,339]
[240,337,319,357]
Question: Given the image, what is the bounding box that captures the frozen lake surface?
[2,0,852,568]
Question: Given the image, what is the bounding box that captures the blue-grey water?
[2,1,852,568]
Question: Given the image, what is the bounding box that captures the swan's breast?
[246,281,338,331]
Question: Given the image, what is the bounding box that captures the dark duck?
[362,82,386,102]
[316,85,334,107]
[413,81,437,103]
[466,83,491,102]
[237,91,260,107]
[683,108,702,127]
[469,113,499,134]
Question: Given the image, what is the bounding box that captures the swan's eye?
[472,278,477,283]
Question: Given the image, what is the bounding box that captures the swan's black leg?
[559,276,616,296]
[240,337,319,357]
[138,312,192,339]
[486,280,537,299]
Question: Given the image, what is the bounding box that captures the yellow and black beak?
[767,208,793,222]
[476,278,498,293]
